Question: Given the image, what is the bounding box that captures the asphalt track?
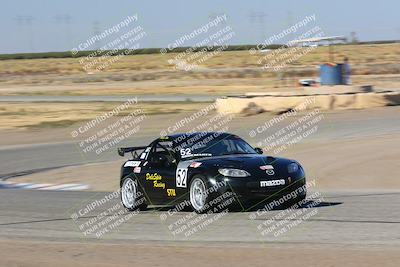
[1,107,400,176]
[0,94,217,103]
[0,189,399,247]
[0,107,400,253]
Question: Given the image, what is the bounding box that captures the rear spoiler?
[117,146,147,157]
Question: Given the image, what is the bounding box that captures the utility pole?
[55,14,73,49]
[248,11,267,44]
[15,15,35,52]
[92,21,101,50]
[208,12,227,25]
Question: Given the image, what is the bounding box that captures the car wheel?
[121,177,147,211]
[189,175,211,213]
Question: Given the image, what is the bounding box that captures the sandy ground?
[0,239,398,267]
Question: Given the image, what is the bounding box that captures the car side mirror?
[255,147,263,154]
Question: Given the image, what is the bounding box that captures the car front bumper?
[208,174,307,203]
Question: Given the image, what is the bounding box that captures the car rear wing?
[117,146,147,157]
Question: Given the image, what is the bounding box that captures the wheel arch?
[186,169,207,187]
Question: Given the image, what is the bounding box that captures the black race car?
[118,132,306,213]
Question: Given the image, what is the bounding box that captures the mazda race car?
[118,132,306,213]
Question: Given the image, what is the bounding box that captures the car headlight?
[218,168,250,177]
[287,162,299,173]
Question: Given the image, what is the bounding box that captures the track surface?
[1,107,400,176]
[0,94,217,102]
[0,189,399,247]
[0,107,400,266]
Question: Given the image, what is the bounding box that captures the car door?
[144,139,178,204]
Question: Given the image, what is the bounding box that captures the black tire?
[120,176,148,211]
[188,175,234,214]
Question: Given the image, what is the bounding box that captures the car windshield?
[175,134,257,160]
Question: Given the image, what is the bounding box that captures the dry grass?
[0,43,398,82]
[0,44,399,97]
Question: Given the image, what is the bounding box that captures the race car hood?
[192,154,297,176]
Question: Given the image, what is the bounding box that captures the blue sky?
[1,0,399,53]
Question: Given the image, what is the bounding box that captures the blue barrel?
[320,64,344,85]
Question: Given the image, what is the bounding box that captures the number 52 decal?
[176,168,188,188]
